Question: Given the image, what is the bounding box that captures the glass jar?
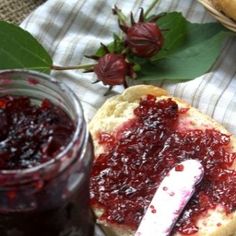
[0,70,94,236]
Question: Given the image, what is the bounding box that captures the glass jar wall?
[0,70,94,236]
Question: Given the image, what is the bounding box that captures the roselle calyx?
[115,7,164,58]
[52,2,164,94]
[126,22,164,58]
[94,53,132,87]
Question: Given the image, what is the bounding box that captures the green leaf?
[152,12,188,60]
[138,32,229,81]
[0,21,52,73]
[136,13,233,82]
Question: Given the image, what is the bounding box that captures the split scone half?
[89,85,236,236]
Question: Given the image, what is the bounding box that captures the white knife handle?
[135,159,204,236]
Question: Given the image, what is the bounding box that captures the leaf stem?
[51,64,95,71]
[144,0,160,18]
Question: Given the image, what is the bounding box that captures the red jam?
[90,95,236,235]
[0,95,94,236]
[0,95,74,170]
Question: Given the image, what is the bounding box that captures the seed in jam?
[90,95,236,234]
[0,95,75,170]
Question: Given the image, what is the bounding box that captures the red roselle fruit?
[126,22,164,58]
[94,53,128,86]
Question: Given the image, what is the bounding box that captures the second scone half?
[89,85,236,236]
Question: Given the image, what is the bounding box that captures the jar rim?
[0,69,87,177]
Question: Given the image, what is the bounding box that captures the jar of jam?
[0,70,94,236]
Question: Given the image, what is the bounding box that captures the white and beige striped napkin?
[21,0,236,134]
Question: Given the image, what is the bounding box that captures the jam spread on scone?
[90,95,236,234]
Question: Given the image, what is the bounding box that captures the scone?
[212,0,236,21]
[89,85,236,236]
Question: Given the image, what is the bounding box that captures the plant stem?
[51,64,95,71]
[144,0,160,18]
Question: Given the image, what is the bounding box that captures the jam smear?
[175,164,184,172]
[0,95,75,170]
[90,95,236,234]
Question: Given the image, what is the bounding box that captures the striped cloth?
[21,0,236,134]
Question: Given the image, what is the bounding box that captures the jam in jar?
[0,70,94,236]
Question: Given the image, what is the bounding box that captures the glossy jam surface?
[0,96,75,170]
[90,95,236,235]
